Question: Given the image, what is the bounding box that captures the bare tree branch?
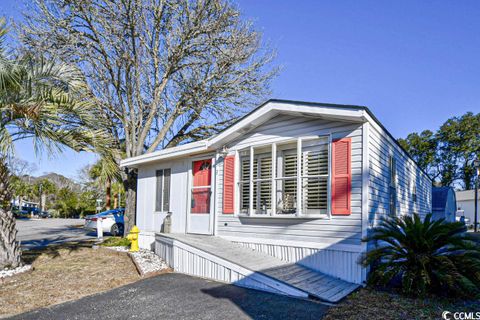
[20,0,278,232]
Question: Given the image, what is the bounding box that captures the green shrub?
[362,213,480,298]
[101,237,131,247]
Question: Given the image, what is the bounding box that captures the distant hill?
[21,172,81,192]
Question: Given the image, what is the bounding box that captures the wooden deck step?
[155,233,360,303]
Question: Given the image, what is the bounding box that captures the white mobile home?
[121,99,432,302]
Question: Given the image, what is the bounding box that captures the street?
[15,218,97,249]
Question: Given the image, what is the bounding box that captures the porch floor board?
[158,233,359,303]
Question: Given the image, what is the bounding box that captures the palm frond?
[362,213,480,298]
[0,40,112,159]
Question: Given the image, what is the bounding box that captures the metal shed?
[432,187,457,222]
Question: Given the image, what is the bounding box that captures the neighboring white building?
[11,199,39,208]
[456,190,480,225]
[121,99,432,300]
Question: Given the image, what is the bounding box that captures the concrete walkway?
[8,273,328,320]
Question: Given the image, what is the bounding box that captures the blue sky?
[2,0,479,179]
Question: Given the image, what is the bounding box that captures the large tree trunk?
[123,168,137,237]
[0,158,22,269]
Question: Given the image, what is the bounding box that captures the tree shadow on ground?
[21,240,99,265]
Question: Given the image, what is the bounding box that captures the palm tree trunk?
[106,178,111,210]
[113,193,118,209]
[0,158,21,269]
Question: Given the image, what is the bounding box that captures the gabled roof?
[120,99,432,182]
[120,99,367,167]
[207,99,367,149]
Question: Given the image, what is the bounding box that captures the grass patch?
[100,236,131,247]
[0,244,140,318]
[324,287,480,320]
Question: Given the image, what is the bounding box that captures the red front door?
[191,159,212,214]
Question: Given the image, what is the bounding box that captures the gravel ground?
[0,265,32,279]
[103,246,169,275]
[130,249,169,274]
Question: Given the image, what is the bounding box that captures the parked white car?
[84,208,125,236]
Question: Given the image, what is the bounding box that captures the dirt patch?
[0,244,141,318]
[324,287,480,320]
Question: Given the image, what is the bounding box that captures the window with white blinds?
[301,139,329,215]
[238,136,330,217]
[156,168,171,212]
[239,157,251,214]
[276,149,298,214]
[239,153,272,214]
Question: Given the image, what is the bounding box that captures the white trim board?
[220,235,363,253]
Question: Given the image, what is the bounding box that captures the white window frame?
[238,146,273,216]
[236,135,331,218]
[300,136,331,217]
[274,143,299,216]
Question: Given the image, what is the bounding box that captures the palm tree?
[34,179,57,212]
[89,154,121,211]
[361,213,480,298]
[0,19,109,268]
[112,181,125,209]
[10,175,32,208]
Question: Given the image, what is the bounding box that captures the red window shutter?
[223,156,235,214]
[331,138,352,215]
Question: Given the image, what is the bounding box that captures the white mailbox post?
[97,218,103,241]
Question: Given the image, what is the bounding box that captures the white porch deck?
[155,233,360,303]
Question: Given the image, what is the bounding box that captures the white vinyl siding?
[368,123,432,226]
[137,160,189,234]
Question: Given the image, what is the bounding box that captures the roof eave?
[119,140,209,168]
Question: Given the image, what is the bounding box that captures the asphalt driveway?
[8,273,329,320]
[16,218,97,249]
